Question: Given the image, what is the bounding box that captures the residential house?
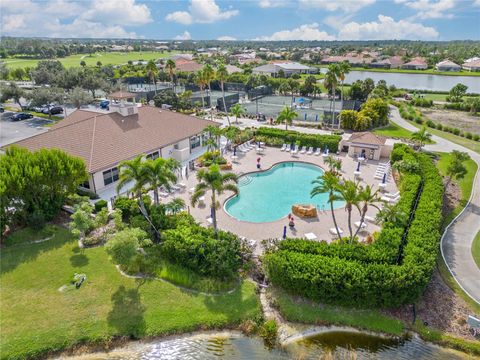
[436,59,461,72]
[252,61,315,77]
[10,91,219,202]
[175,59,203,73]
[462,59,480,72]
[402,58,428,70]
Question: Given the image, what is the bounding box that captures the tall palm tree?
[195,70,207,109]
[204,124,222,150]
[166,197,185,215]
[324,155,342,173]
[411,126,432,150]
[165,59,176,91]
[224,126,240,150]
[191,164,238,234]
[338,61,351,105]
[145,60,158,95]
[336,179,361,243]
[230,103,245,124]
[203,64,216,121]
[325,64,340,128]
[216,63,231,126]
[275,106,298,130]
[145,157,179,205]
[351,185,381,242]
[311,171,342,239]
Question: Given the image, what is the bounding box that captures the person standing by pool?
[289,216,295,229]
[257,157,261,169]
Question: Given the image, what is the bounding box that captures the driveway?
[389,106,480,304]
[0,112,51,147]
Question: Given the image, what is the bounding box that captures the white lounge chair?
[381,195,400,203]
[300,146,307,154]
[385,191,400,198]
[329,227,344,238]
[159,191,169,198]
[364,215,376,223]
[178,182,186,188]
[354,221,367,229]
[291,146,298,156]
[280,144,287,151]
[306,147,313,155]
[314,148,321,156]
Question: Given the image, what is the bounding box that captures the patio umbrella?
[233,146,237,156]
[356,162,361,172]
[382,172,387,184]
[323,145,328,154]
[283,225,287,239]
[304,113,307,121]
[315,114,319,122]
[291,143,295,151]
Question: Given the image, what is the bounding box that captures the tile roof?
[348,132,387,146]
[175,60,203,72]
[108,91,137,99]
[10,107,218,173]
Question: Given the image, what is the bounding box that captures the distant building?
[462,59,480,72]
[252,62,315,77]
[225,64,242,74]
[436,59,461,72]
[175,59,203,73]
[402,58,428,70]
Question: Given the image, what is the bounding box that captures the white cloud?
[338,15,439,40]
[217,36,237,41]
[254,23,335,41]
[174,31,192,40]
[259,0,289,8]
[166,0,238,25]
[0,0,149,38]
[395,0,457,19]
[299,0,376,12]
[474,0,480,6]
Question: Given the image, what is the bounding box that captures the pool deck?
[160,146,398,255]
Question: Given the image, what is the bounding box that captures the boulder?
[220,163,233,170]
[292,204,317,218]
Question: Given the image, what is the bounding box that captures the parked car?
[11,112,34,121]
[42,106,63,115]
[99,100,110,109]
[0,106,4,113]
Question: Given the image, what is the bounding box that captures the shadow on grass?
[70,253,89,267]
[0,227,70,274]
[107,285,146,339]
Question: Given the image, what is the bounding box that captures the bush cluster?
[340,98,390,131]
[254,127,341,152]
[264,144,444,307]
[411,98,433,107]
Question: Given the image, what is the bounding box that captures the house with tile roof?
[9,92,219,201]
[436,59,461,72]
[462,59,480,72]
[402,58,428,70]
[339,132,396,160]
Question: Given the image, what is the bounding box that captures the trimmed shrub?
[436,123,443,130]
[465,132,473,140]
[27,209,46,230]
[453,128,461,135]
[473,134,480,141]
[426,119,436,128]
[255,128,341,152]
[94,199,108,213]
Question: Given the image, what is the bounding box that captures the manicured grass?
[435,152,478,225]
[270,288,404,336]
[0,226,260,360]
[3,51,177,69]
[472,231,480,270]
[373,122,414,140]
[2,225,57,247]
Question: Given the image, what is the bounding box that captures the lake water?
[58,331,470,359]
[319,68,480,93]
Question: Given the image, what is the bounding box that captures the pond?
[58,331,469,359]
[224,162,344,223]
[319,68,480,93]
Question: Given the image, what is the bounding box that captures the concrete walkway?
[389,106,480,304]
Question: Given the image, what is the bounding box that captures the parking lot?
[0,111,52,147]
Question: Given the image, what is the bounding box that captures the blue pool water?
[224,162,344,223]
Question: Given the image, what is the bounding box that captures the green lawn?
[270,288,404,336]
[472,231,480,270]
[435,152,478,225]
[373,122,414,140]
[0,227,260,360]
[3,51,177,69]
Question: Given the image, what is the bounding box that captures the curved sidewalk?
[389,107,480,304]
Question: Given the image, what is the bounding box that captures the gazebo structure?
[108,91,138,116]
[340,132,396,160]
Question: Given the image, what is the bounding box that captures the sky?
[0,0,479,41]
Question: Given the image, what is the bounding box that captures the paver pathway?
[389,106,480,304]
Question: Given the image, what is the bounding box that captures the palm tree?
[336,179,361,243]
[203,64,216,121]
[324,155,342,173]
[230,103,245,124]
[205,124,222,150]
[191,164,238,234]
[324,64,340,128]
[145,60,158,95]
[224,126,240,150]
[275,106,298,130]
[351,185,381,242]
[145,157,179,205]
[166,197,185,215]
[338,61,351,105]
[217,63,231,126]
[165,59,176,91]
[195,70,207,109]
[311,171,342,239]
[411,126,432,150]
[375,203,407,227]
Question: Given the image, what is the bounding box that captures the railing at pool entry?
[238,175,253,187]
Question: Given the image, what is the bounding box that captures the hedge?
[264,144,444,307]
[254,127,341,152]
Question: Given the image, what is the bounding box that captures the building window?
[103,167,119,186]
[146,151,159,160]
[80,180,90,189]
[190,136,201,149]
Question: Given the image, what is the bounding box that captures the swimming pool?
[224,162,344,223]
